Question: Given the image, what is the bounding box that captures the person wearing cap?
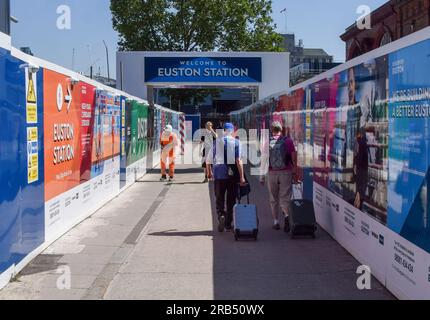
[213,122,247,232]
[160,124,178,182]
[260,121,297,232]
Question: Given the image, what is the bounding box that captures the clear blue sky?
[11,0,387,79]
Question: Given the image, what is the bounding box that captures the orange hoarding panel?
[44,70,82,201]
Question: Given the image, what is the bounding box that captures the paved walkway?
[0,164,394,300]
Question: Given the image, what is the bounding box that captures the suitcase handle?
[237,194,250,205]
[237,185,250,205]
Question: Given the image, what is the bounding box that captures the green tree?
[110,0,283,112]
[110,0,283,52]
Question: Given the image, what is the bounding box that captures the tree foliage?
[110,0,283,52]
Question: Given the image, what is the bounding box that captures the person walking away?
[160,125,178,182]
[213,123,247,232]
[200,122,218,183]
[260,121,297,232]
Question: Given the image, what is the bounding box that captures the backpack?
[223,137,241,182]
[269,136,292,170]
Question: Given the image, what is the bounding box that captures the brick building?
[341,0,430,60]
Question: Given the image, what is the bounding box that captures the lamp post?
[103,40,110,82]
[280,8,287,34]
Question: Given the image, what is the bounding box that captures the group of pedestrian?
[158,119,300,234]
[158,117,368,236]
[200,120,297,233]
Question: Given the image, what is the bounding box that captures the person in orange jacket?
[160,125,178,182]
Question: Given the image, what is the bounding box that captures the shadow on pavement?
[148,230,214,237]
[16,254,64,277]
[146,167,205,175]
[136,180,205,185]
[209,168,395,300]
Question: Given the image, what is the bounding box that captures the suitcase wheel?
[234,230,240,241]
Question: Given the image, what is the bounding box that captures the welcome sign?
[145,57,262,83]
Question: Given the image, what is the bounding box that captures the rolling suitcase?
[289,182,317,239]
[233,193,259,241]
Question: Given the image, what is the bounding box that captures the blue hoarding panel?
[388,39,430,252]
[145,57,262,83]
[15,66,45,264]
[0,47,21,273]
[0,50,45,273]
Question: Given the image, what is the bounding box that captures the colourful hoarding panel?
[330,59,389,225]
[44,69,82,201]
[120,96,127,189]
[79,82,97,183]
[91,90,121,178]
[388,39,430,252]
[125,100,148,166]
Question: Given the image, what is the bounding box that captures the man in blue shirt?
[213,123,247,232]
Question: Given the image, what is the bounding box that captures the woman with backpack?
[260,121,297,232]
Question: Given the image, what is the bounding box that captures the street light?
[280,8,287,34]
[103,40,110,82]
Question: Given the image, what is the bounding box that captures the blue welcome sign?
[145,57,262,83]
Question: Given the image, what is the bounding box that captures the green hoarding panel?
[126,100,148,166]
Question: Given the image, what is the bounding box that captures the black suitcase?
[289,182,317,239]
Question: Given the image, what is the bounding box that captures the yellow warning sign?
[306,113,311,126]
[26,105,37,123]
[26,70,38,124]
[27,127,39,184]
[28,127,37,141]
[306,129,311,142]
[27,74,36,103]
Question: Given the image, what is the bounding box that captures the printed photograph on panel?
[335,56,389,224]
